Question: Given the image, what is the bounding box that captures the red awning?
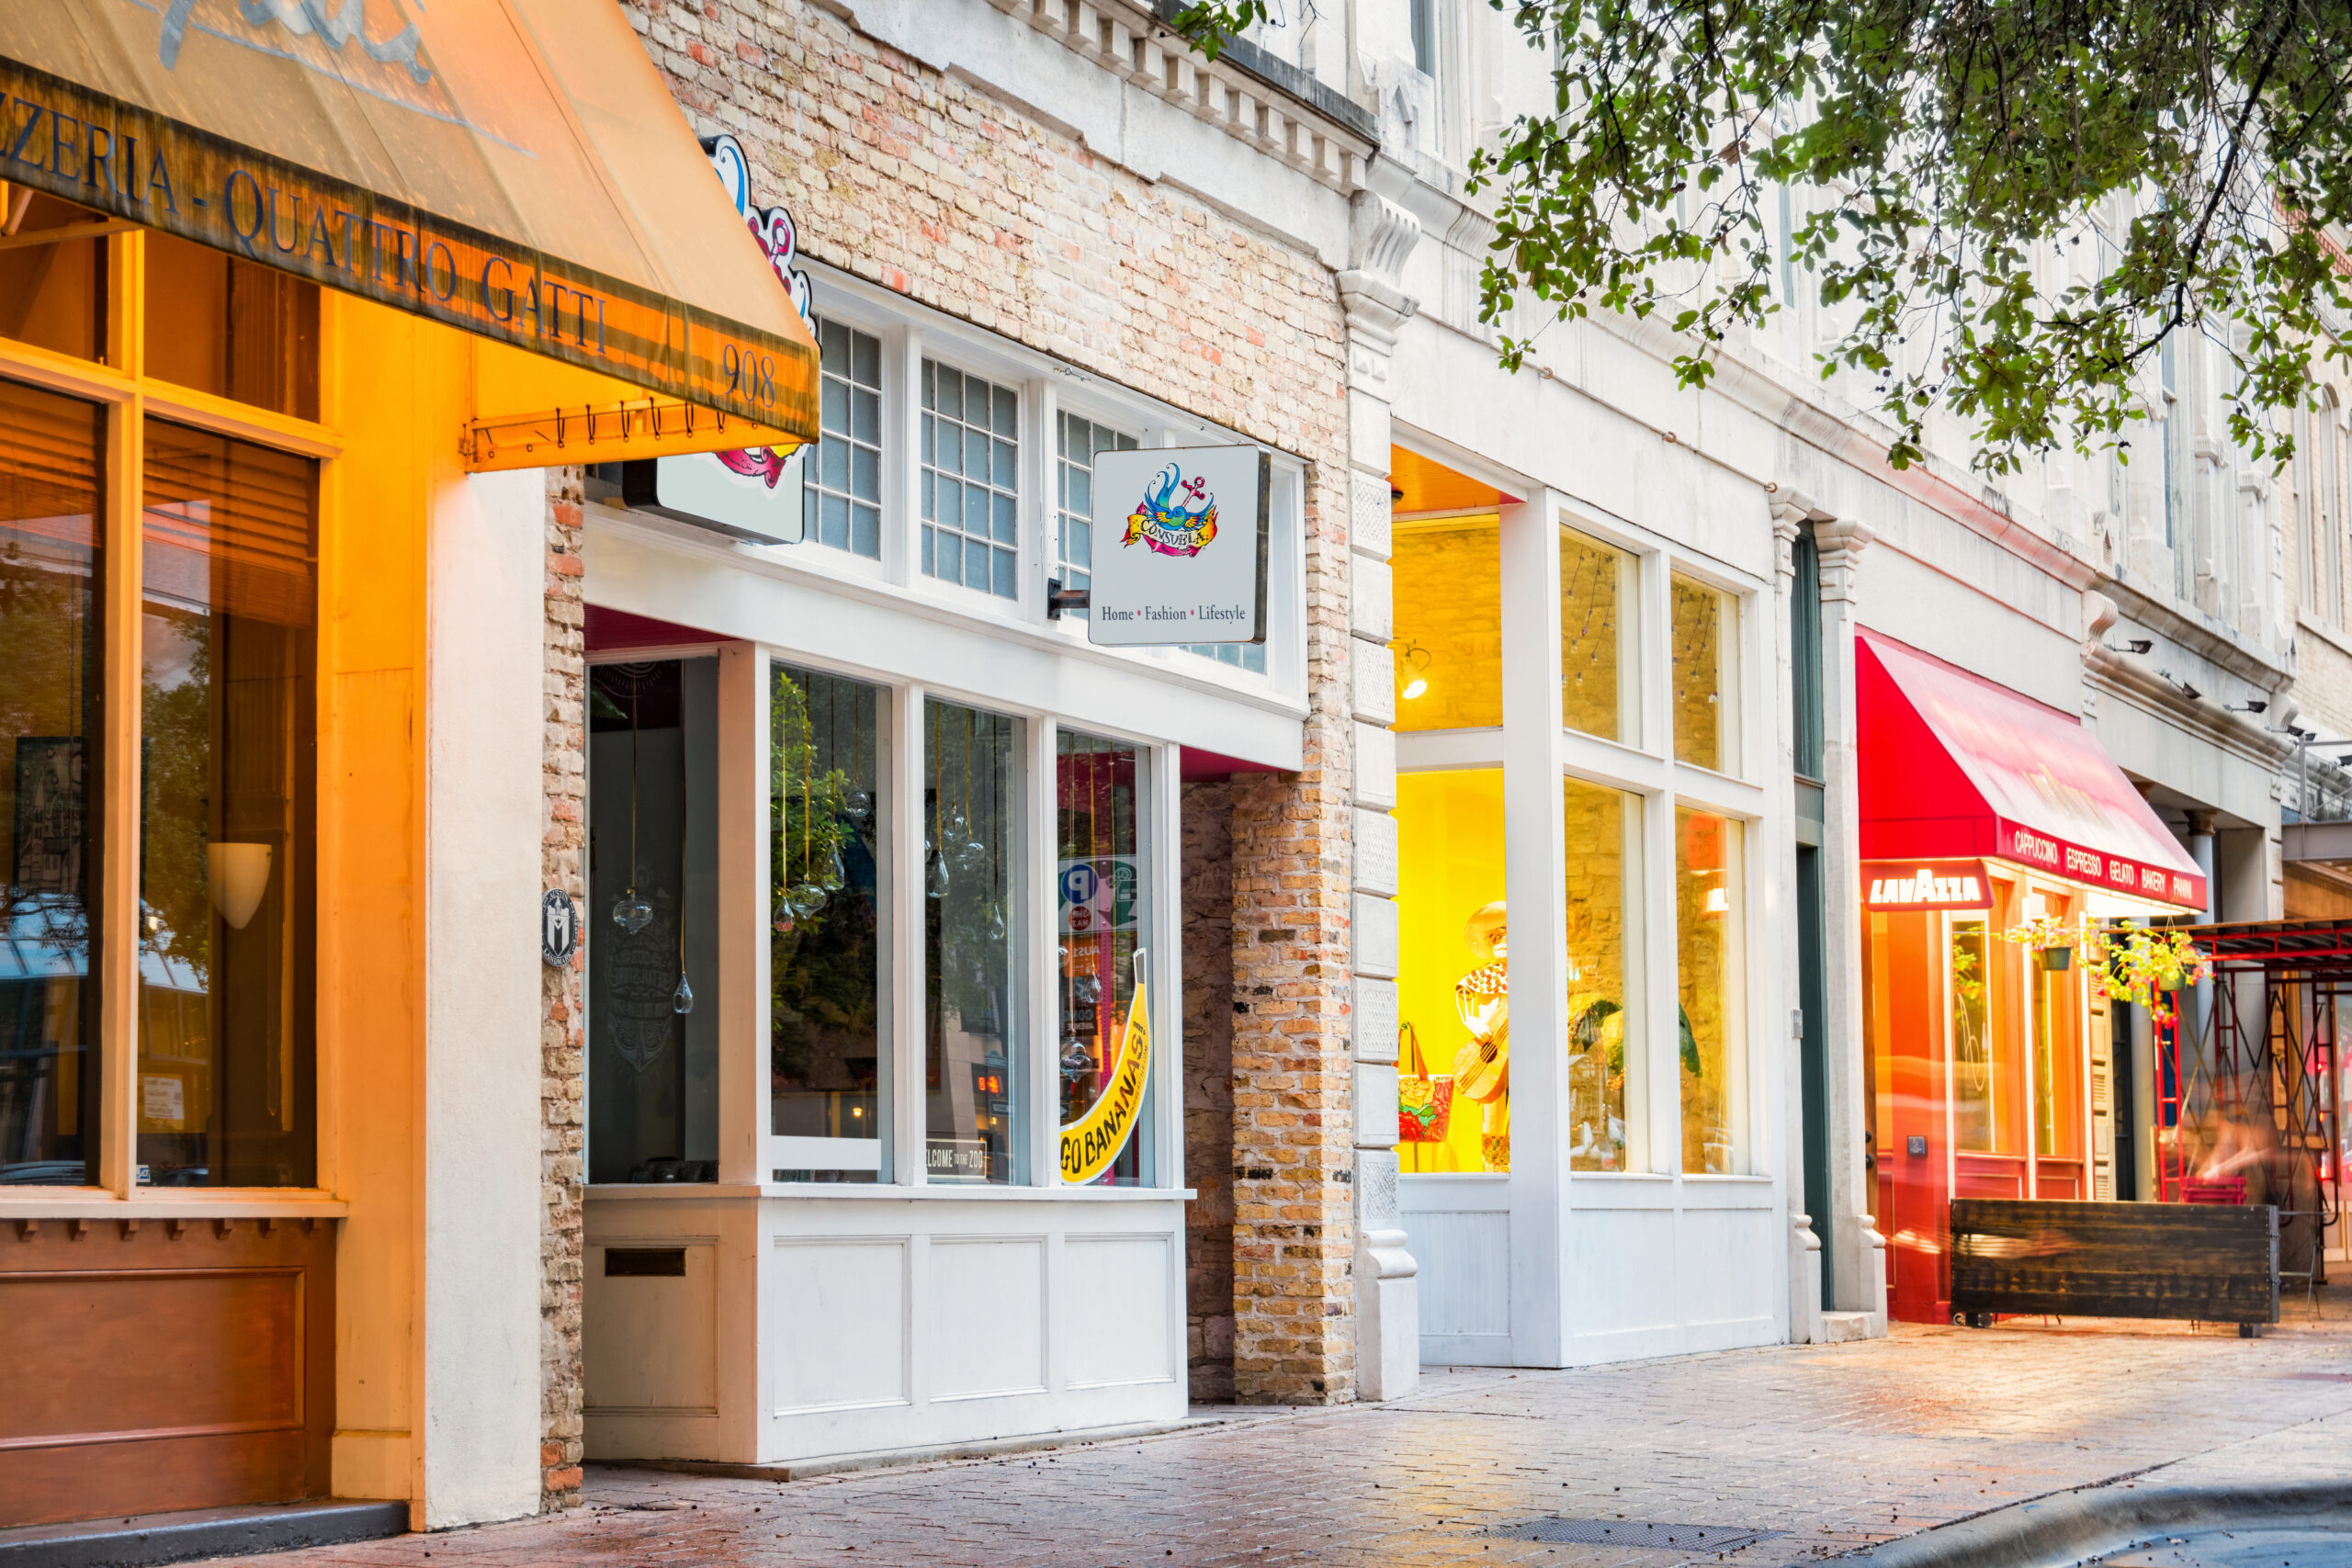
[1858,630,2207,912]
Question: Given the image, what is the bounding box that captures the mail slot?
[604,1247,687,1278]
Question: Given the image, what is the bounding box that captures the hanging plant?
[2099,927,2212,1027]
[770,672,858,940]
[1997,916,2211,1026]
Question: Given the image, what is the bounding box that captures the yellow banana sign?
[1060,979,1149,1183]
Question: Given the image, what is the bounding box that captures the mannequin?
[1451,901,1510,1172]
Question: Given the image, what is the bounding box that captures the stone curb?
[1857,1482,2352,1568]
[596,1410,1288,1484]
[0,1501,407,1568]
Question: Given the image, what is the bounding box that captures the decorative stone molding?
[986,0,1374,193]
[1814,515,1874,604]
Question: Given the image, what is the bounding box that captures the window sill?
[0,1189,351,1220]
[586,1183,1196,1202]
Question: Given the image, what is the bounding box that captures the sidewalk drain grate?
[1490,1518,1783,1551]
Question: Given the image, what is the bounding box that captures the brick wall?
[1182,779,1236,1402]
[541,466,588,1509]
[619,0,1358,1404]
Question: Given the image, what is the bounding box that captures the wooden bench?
[1950,1198,2278,1335]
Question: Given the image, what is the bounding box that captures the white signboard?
[621,448,803,545]
[1085,446,1270,646]
[620,133,812,546]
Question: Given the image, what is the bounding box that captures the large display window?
[922,699,1025,1184]
[1565,776,1639,1172]
[1395,769,1507,1173]
[588,659,720,1185]
[1056,730,1154,1186]
[1676,806,1747,1174]
[1392,518,1501,731]
[771,663,887,1181]
[0,224,326,1191]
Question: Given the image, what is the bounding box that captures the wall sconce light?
[2158,669,2201,702]
[1398,641,1432,702]
[2227,699,2267,715]
[2107,637,2154,655]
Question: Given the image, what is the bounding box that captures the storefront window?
[1392,519,1500,731]
[1951,917,2006,1151]
[772,664,885,1181]
[1056,731,1153,1185]
[139,421,319,1187]
[1566,776,1638,1171]
[588,659,720,1185]
[1676,806,1746,1174]
[142,232,320,421]
[1395,769,1506,1173]
[807,318,883,558]
[0,382,103,1186]
[0,194,103,362]
[2032,936,2082,1163]
[925,699,1023,1182]
[1561,526,1638,745]
[1671,574,1739,773]
[921,363,1019,599]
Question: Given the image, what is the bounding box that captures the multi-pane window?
[805,318,882,558]
[922,362,1019,599]
[1055,412,1135,605]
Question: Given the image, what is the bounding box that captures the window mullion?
[96,231,144,1196]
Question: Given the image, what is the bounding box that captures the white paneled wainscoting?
[583,1190,1187,1465]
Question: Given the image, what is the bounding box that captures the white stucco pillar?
[1814,515,1887,1333]
[1770,499,1824,1345]
[1337,189,1421,1401]
[421,466,547,1525]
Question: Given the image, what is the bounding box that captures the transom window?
[1055,412,1136,604]
[922,362,1019,599]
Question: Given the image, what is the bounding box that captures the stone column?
[1814,514,1887,1333]
[1770,497,1824,1345]
[1334,189,1420,1401]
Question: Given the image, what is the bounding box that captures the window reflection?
[138,420,318,1188]
[1676,806,1745,1174]
[1057,730,1150,1186]
[925,700,1022,1183]
[0,381,102,1186]
[772,664,885,1180]
[1951,918,1999,1151]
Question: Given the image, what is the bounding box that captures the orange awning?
[0,0,816,462]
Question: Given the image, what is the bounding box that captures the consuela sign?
[0,56,814,434]
[1086,446,1270,647]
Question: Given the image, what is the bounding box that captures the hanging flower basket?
[2037,945,2073,972]
[2000,916,2211,1026]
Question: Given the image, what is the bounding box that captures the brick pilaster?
[540,466,588,1508]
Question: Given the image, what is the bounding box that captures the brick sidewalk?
[216,1306,2352,1568]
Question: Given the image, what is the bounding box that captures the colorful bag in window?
[1396,1023,1454,1144]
